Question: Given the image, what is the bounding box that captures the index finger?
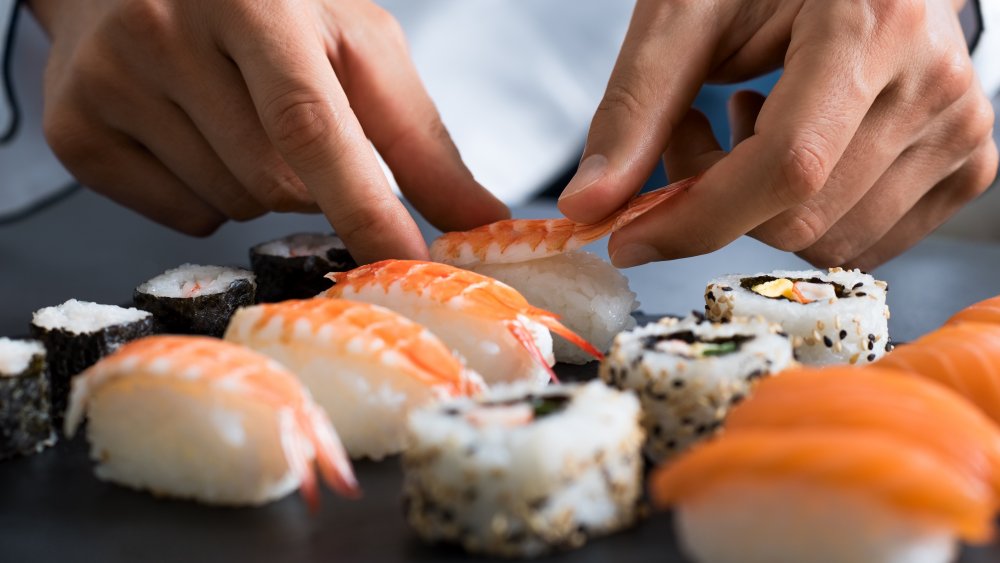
[610,7,894,264]
[218,8,427,264]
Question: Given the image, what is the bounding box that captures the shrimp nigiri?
[323,260,601,385]
[651,431,995,563]
[876,322,1000,425]
[725,366,1000,496]
[225,299,486,459]
[65,336,358,509]
[429,176,697,267]
[426,177,697,365]
[947,295,1000,326]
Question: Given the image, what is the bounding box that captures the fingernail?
[559,154,608,202]
[610,243,661,268]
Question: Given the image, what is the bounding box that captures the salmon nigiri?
[725,366,1000,496]
[65,336,358,509]
[225,299,486,459]
[650,431,995,563]
[323,260,601,386]
[876,322,1000,425]
[947,295,1000,326]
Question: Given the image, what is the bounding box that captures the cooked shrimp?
[225,299,487,459]
[66,335,358,509]
[324,260,602,385]
[430,175,698,267]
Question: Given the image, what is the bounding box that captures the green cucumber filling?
[642,330,754,358]
[739,275,850,300]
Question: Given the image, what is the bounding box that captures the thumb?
[557,0,718,224]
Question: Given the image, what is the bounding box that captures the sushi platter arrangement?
[5,180,1000,562]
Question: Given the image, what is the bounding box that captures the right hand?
[29,0,508,263]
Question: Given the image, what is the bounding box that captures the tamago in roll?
[705,268,890,365]
[225,299,485,460]
[402,381,643,557]
[599,314,794,460]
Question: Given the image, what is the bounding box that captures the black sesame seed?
[695,424,708,435]
[839,329,847,340]
[855,291,867,297]
[721,286,733,292]
[731,394,745,405]
[672,379,685,389]
[680,416,694,425]
[868,334,876,341]
[853,282,864,289]
[666,440,677,449]
[868,341,874,351]
[867,353,876,362]
[823,336,833,347]
[706,292,716,302]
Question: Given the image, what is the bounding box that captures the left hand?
[558,0,998,270]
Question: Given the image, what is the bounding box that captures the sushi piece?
[323,260,601,386]
[725,366,1000,496]
[30,299,155,430]
[65,335,358,507]
[427,179,700,365]
[0,338,56,459]
[650,431,995,563]
[134,264,256,337]
[250,232,357,302]
[402,381,644,557]
[705,268,890,365]
[599,314,794,461]
[876,322,1000,425]
[947,295,1000,326]
[224,299,486,460]
[464,252,637,365]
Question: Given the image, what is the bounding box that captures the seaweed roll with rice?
[134,264,256,337]
[0,338,56,458]
[600,314,794,461]
[402,381,643,557]
[250,232,356,302]
[30,300,154,430]
[705,268,889,365]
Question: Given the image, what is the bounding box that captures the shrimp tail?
[303,408,361,500]
[538,316,604,361]
[610,174,699,231]
[281,411,321,513]
[507,321,560,384]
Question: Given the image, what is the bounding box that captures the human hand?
[558,0,998,270]
[30,0,508,263]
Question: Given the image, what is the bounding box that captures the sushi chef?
[1,0,998,269]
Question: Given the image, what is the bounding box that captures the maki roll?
[134,264,256,337]
[250,232,357,302]
[599,315,794,461]
[225,299,485,460]
[402,381,643,557]
[30,300,154,429]
[705,268,890,365]
[0,338,56,458]
[65,336,359,507]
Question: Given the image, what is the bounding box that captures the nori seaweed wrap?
[250,233,356,302]
[29,301,155,432]
[134,264,256,337]
[0,338,56,459]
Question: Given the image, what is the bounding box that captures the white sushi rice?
[403,381,644,557]
[600,315,794,461]
[32,300,151,334]
[253,233,346,257]
[0,338,45,376]
[676,480,955,563]
[136,264,254,298]
[705,268,890,365]
[471,250,638,364]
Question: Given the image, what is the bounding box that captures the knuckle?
[335,204,395,245]
[760,209,827,252]
[265,94,341,159]
[43,109,93,166]
[115,0,176,51]
[778,139,830,205]
[870,0,925,33]
[598,79,649,121]
[924,49,974,109]
[964,96,997,148]
[368,5,407,44]
[964,142,1000,199]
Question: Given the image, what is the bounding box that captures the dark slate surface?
[3,190,1000,561]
